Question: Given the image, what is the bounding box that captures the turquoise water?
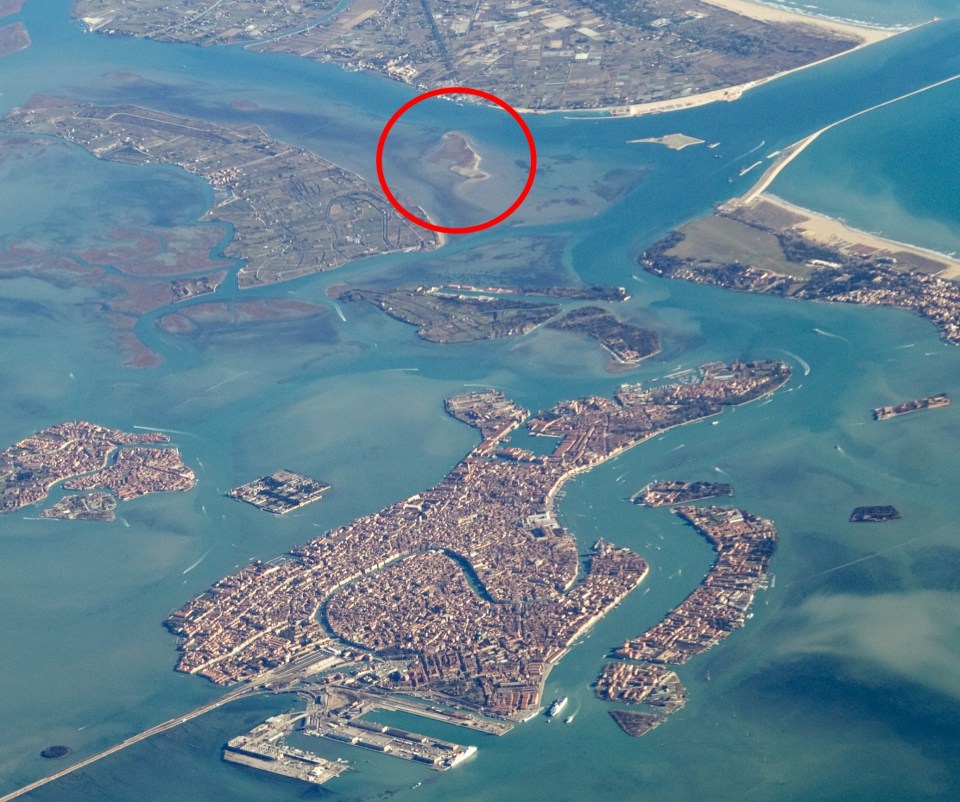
[2,3,960,800]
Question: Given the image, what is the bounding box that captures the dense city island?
[596,504,777,735]
[0,421,195,517]
[165,360,789,727]
[70,0,895,112]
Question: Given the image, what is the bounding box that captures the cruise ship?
[547,697,568,717]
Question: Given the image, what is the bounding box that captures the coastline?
[697,0,898,43]
[520,17,926,120]
[443,131,488,183]
[759,193,960,280]
[742,69,960,204]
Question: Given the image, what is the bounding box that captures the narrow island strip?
[597,505,777,736]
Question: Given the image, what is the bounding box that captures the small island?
[873,394,950,421]
[850,506,901,523]
[546,306,660,366]
[428,131,488,182]
[633,480,734,507]
[627,134,704,151]
[228,470,330,515]
[40,492,118,522]
[608,710,666,738]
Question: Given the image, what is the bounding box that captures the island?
[165,360,789,724]
[40,493,118,522]
[608,710,665,738]
[228,471,331,515]
[634,480,734,507]
[340,285,659,365]
[628,134,705,151]
[545,306,661,366]
[596,504,777,735]
[428,132,487,182]
[0,20,28,56]
[71,0,895,113]
[340,286,561,343]
[850,506,901,523]
[642,194,960,345]
[2,100,439,289]
[873,394,950,420]
[0,422,194,514]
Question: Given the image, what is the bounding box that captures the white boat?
[547,697,568,717]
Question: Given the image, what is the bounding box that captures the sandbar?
[760,193,960,279]
[0,0,24,21]
[698,0,895,44]
[628,134,705,151]
[537,16,921,120]
[429,131,489,182]
[0,20,29,56]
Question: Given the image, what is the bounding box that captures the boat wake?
[812,327,849,343]
[776,349,810,376]
[133,425,192,436]
[183,548,213,575]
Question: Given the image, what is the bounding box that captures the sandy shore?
[520,9,922,120]
[444,132,489,182]
[740,68,960,205]
[628,133,705,151]
[698,0,894,44]
[760,193,960,279]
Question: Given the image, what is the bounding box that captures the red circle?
[376,87,537,235]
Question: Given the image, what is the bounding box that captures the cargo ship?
[547,697,568,717]
[873,393,950,421]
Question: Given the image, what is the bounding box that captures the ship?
[872,393,950,421]
[547,697,568,717]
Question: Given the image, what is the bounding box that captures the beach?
[698,0,897,43]
[524,8,916,120]
[759,193,960,279]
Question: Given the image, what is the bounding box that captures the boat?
[547,697,568,717]
[565,714,575,724]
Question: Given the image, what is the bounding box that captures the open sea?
[2,2,960,800]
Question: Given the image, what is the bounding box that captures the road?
[0,685,256,802]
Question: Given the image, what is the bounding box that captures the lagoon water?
[2,2,960,800]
